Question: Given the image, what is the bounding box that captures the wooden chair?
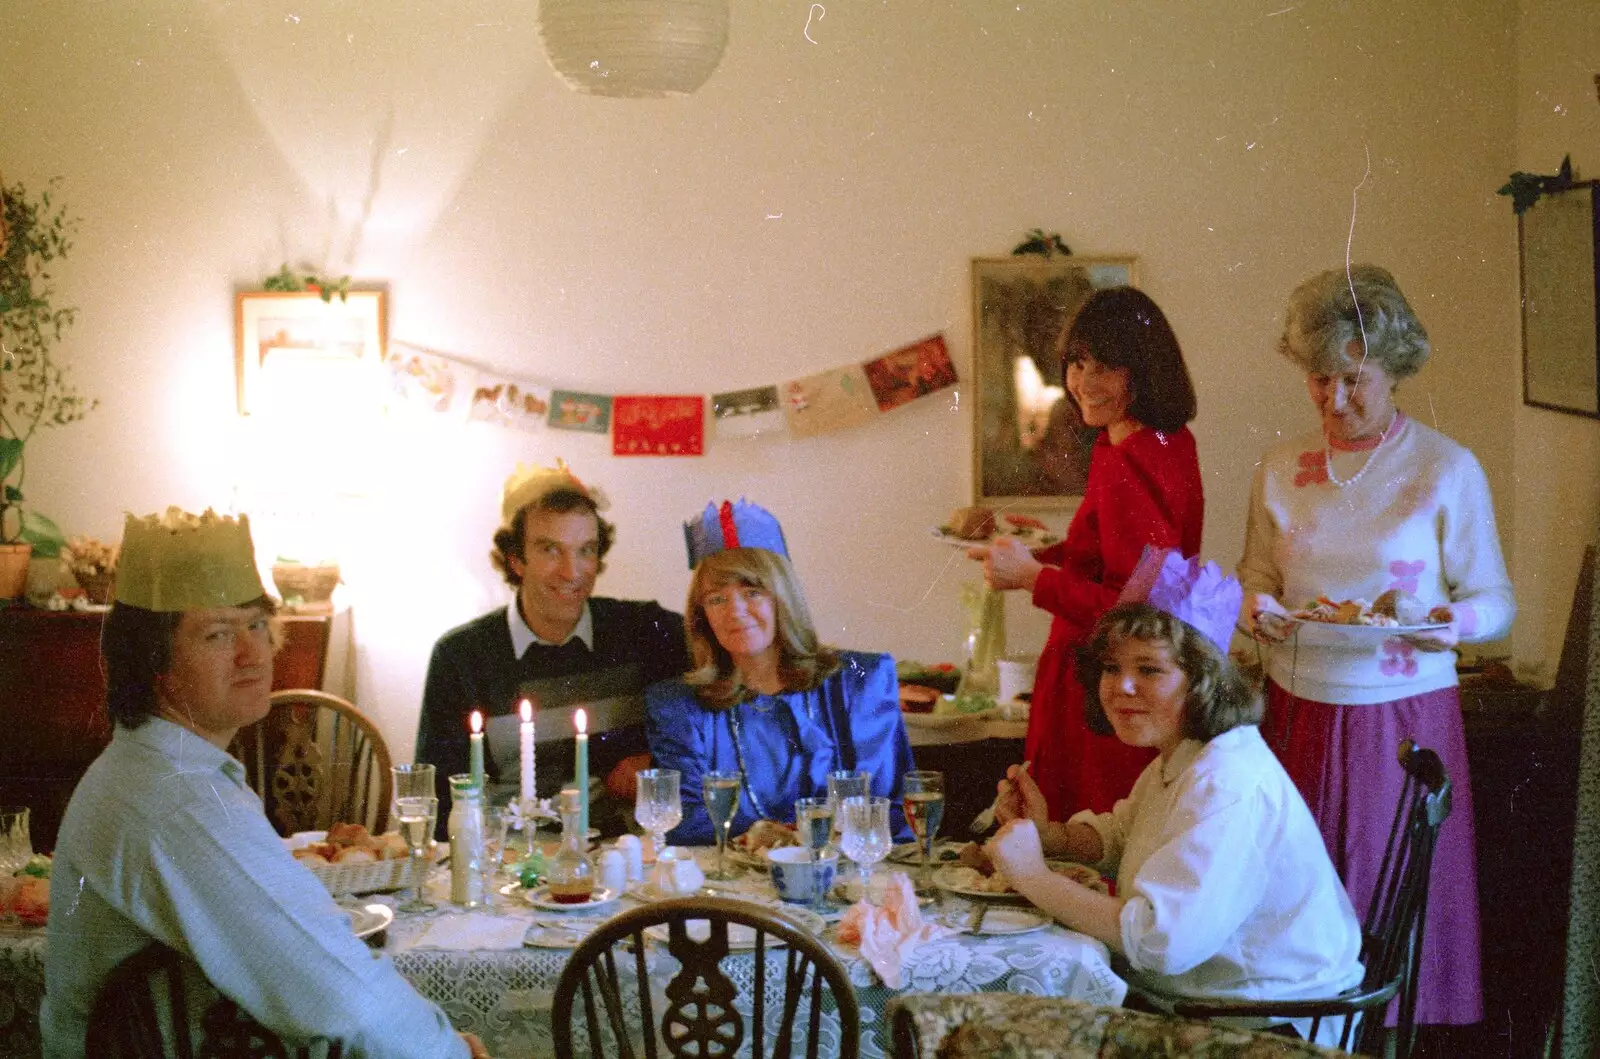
[87,941,340,1059]
[232,690,392,837]
[888,994,1354,1058]
[551,896,859,1059]
[1170,739,1452,1057]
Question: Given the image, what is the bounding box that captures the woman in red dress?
[973,287,1204,819]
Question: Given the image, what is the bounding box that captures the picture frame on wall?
[235,290,388,415]
[971,255,1137,508]
[1518,180,1600,419]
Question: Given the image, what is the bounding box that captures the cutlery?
[970,760,1031,834]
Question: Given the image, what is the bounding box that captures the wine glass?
[902,771,946,883]
[794,797,835,911]
[395,795,438,913]
[480,804,512,906]
[838,795,892,892]
[703,770,743,881]
[634,768,682,861]
[825,769,870,851]
[391,763,437,843]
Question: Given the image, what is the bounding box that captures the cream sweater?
[1238,414,1514,705]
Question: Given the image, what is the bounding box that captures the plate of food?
[933,861,1108,901]
[932,507,1061,550]
[887,839,966,866]
[952,906,1052,937]
[644,903,826,951]
[520,886,618,912]
[1280,589,1447,644]
[728,820,802,867]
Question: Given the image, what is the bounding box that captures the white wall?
[1510,0,1600,685]
[1,0,1523,760]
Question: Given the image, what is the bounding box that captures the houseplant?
[0,172,96,599]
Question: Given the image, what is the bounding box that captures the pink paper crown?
[1117,547,1242,653]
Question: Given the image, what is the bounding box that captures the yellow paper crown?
[499,459,610,530]
[114,507,266,612]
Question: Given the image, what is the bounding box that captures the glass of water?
[395,796,438,913]
[703,770,743,880]
[838,795,892,892]
[634,768,682,861]
[901,770,946,882]
[794,797,834,910]
[825,769,870,850]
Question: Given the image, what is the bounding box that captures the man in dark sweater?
[415,462,687,836]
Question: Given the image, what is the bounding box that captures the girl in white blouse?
[987,581,1363,1044]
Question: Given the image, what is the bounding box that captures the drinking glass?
[391,764,437,843]
[480,804,512,906]
[634,768,682,861]
[838,795,892,891]
[902,770,946,881]
[825,769,870,850]
[395,796,438,913]
[794,797,835,910]
[0,807,31,877]
[703,770,743,881]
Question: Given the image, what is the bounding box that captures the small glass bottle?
[546,786,595,904]
[447,773,486,908]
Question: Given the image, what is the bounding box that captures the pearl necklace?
[1324,408,1399,489]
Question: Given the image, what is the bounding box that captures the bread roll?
[291,849,331,867]
[327,822,371,847]
[331,847,377,864]
[947,506,996,540]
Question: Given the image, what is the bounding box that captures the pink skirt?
[1263,681,1482,1027]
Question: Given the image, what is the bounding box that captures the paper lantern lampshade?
[537,0,730,99]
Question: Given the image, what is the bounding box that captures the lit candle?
[469,710,485,791]
[519,698,536,811]
[574,708,589,840]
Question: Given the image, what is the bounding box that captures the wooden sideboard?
[0,606,331,852]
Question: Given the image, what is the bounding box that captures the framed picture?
[235,290,388,415]
[971,255,1137,508]
[1519,181,1600,419]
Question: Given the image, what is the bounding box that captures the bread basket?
[305,856,422,897]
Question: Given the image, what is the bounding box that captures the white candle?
[574,708,589,840]
[468,710,485,791]
[519,698,536,810]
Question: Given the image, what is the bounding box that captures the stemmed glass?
[391,764,437,844]
[902,770,946,882]
[0,807,31,876]
[480,804,512,907]
[838,795,892,893]
[794,797,835,911]
[634,768,683,861]
[703,770,743,881]
[395,795,439,913]
[825,769,870,852]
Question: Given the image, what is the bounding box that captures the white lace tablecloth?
[0,851,1125,1059]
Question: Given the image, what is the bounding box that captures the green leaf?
[19,509,65,558]
[3,485,20,503]
[0,438,20,481]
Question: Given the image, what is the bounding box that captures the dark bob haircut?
[490,487,616,589]
[1058,287,1198,434]
[1076,602,1259,742]
[101,595,278,730]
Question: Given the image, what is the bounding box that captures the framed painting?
[235,290,388,415]
[971,255,1137,508]
[1519,181,1600,419]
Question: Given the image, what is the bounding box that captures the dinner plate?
[954,906,1051,936]
[929,527,1061,550]
[523,921,604,948]
[520,886,618,912]
[887,840,966,866]
[1281,619,1448,647]
[933,861,1108,900]
[898,707,994,730]
[644,904,826,950]
[344,902,394,940]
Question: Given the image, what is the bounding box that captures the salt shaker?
[598,849,628,894]
[615,834,644,882]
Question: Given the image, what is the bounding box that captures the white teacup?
[767,846,838,903]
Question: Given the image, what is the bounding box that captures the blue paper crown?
[684,499,789,568]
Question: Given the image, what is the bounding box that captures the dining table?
[0,844,1126,1059]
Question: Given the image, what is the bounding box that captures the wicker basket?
[271,563,341,604]
[306,856,421,897]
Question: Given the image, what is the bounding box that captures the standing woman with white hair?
[1238,265,1514,1035]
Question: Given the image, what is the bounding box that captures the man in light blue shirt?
[41,508,484,1059]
